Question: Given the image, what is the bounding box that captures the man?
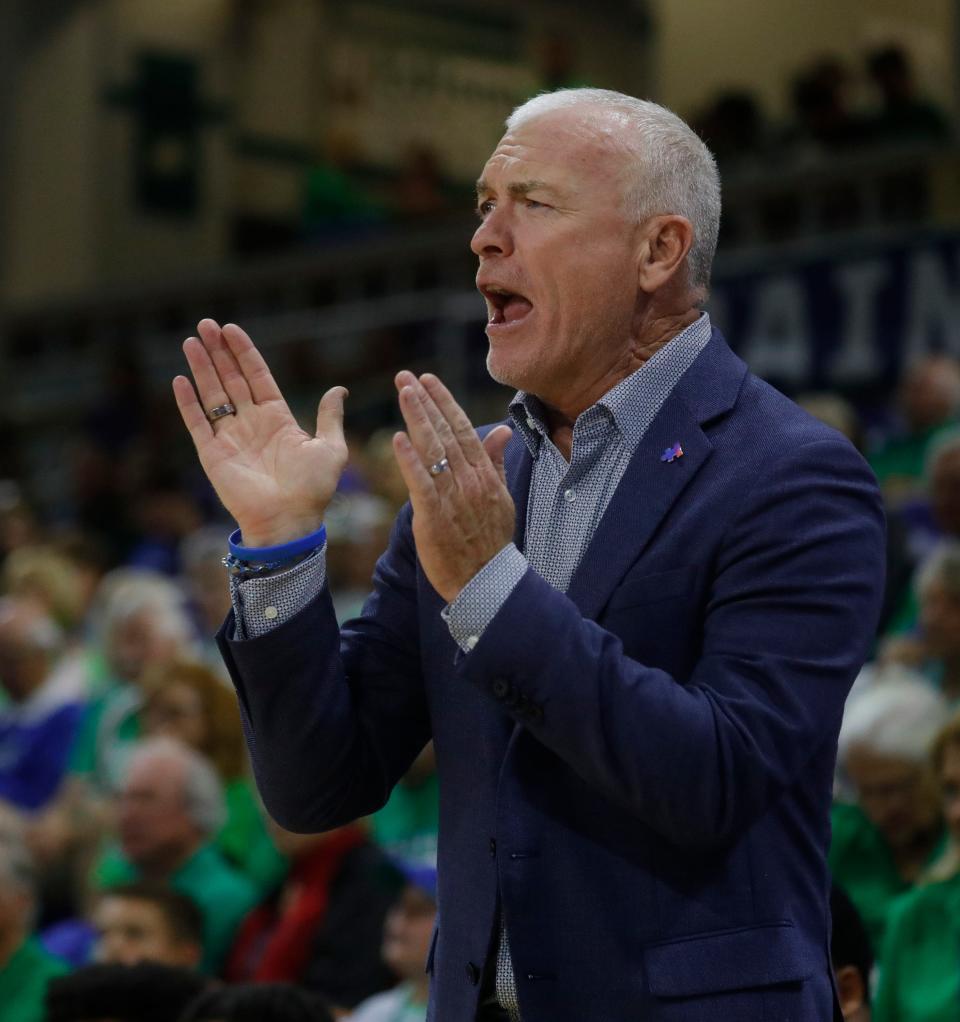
[0,807,68,1022]
[93,737,257,973]
[92,882,203,969]
[0,596,84,811]
[347,860,438,1022]
[174,88,885,1020]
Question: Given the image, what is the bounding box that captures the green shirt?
[829,802,945,952]
[0,938,69,1022]
[67,683,141,793]
[874,871,960,1022]
[93,842,258,974]
[219,777,288,894]
[370,773,439,866]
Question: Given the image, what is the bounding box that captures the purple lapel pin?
[660,442,684,463]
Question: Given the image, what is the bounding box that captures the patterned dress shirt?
[230,312,713,1018]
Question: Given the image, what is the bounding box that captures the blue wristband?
[227,525,326,564]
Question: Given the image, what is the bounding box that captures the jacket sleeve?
[455,438,886,849]
[217,503,431,833]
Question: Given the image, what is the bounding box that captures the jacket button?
[489,837,497,857]
[492,678,511,700]
[465,961,481,985]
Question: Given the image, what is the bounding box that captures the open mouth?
[481,285,534,327]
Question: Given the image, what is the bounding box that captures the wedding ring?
[428,457,450,477]
[206,403,237,422]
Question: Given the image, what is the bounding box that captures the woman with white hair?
[830,671,950,951]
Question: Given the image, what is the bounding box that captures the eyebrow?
[475,178,561,200]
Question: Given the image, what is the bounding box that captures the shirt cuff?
[230,545,327,639]
[442,543,528,653]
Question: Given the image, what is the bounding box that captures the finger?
[222,323,284,404]
[182,336,231,417]
[395,377,448,475]
[197,319,253,408]
[482,425,513,488]
[316,386,349,441]
[172,375,215,449]
[398,374,468,474]
[419,374,487,467]
[392,431,442,512]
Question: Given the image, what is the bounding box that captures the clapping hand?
[173,319,348,547]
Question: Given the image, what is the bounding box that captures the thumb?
[482,425,513,486]
[315,386,348,439]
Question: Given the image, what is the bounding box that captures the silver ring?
[428,457,450,477]
[206,402,237,422]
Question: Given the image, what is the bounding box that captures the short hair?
[837,670,949,766]
[98,882,204,948]
[179,983,334,1022]
[830,883,873,1003]
[0,595,63,654]
[916,542,960,602]
[44,962,208,1022]
[506,88,721,294]
[126,737,226,837]
[92,568,196,651]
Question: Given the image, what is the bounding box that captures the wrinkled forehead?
[479,108,634,196]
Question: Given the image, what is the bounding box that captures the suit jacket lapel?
[504,428,533,552]
[565,331,748,621]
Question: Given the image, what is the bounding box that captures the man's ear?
[834,963,866,1019]
[636,215,695,294]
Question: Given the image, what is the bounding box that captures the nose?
[471,206,512,259]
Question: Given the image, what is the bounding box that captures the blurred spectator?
[393,145,451,220]
[865,45,950,146]
[45,961,208,1022]
[873,712,960,1020]
[180,982,334,1022]
[127,476,203,576]
[3,545,87,637]
[881,544,960,701]
[831,673,949,950]
[785,57,867,156]
[179,526,233,671]
[0,807,69,1022]
[139,659,286,892]
[694,90,767,171]
[869,355,960,504]
[93,883,203,969]
[346,860,437,1022]
[928,428,960,542]
[0,597,84,812]
[370,744,438,868]
[227,819,397,1011]
[831,884,873,1022]
[92,737,257,974]
[0,484,43,569]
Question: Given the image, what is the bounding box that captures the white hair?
[506,88,721,295]
[838,668,949,766]
[0,596,63,653]
[127,736,226,837]
[93,568,195,650]
[917,542,960,602]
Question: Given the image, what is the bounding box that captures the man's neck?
[0,924,26,971]
[136,839,203,883]
[544,307,702,460]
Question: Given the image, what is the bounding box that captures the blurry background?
[0,0,958,554]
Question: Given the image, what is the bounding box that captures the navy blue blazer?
[218,330,885,1021]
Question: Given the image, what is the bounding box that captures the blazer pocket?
[607,565,697,612]
[644,921,815,998]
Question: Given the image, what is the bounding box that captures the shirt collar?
[509,312,712,457]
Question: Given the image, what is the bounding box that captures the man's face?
[845,745,941,848]
[382,885,437,982]
[472,108,644,410]
[93,895,198,968]
[116,756,197,871]
[920,577,960,657]
[931,448,960,537]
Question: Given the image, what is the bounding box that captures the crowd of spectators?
[0,339,959,1019]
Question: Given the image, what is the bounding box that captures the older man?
[93,737,257,974]
[174,89,885,1020]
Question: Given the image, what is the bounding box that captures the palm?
[173,320,348,545]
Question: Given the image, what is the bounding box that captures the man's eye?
[475,200,494,219]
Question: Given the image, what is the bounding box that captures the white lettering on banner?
[740,276,812,386]
[829,260,889,384]
[903,250,960,364]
